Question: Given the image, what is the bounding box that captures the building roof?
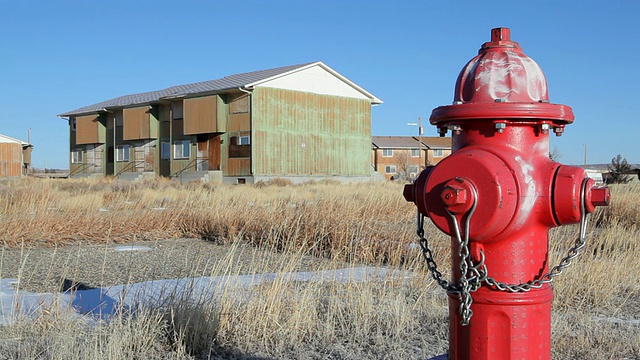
[422,136,452,150]
[372,136,452,150]
[58,61,382,117]
[372,136,421,149]
[0,134,29,146]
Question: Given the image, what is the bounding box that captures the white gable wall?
[0,134,26,144]
[256,65,371,101]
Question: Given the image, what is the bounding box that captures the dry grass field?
[0,177,638,359]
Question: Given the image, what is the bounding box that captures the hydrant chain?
[417,211,455,292]
[417,178,592,320]
[445,182,480,325]
[483,178,591,292]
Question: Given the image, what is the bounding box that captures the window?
[411,149,420,157]
[408,165,419,174]
[229,135,251,158]
[433,149,444,157]
[230,135,251,146]
[238,135,250,145]
[71,148,82,164]
[384,165,396,174]
[116,145,130,162]
[161,142,170,160]
[382,149,393,157]
[174,140,190,159]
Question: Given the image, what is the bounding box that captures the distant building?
[58,62,382,184]
[583,163,640,184]
[0,134,32,178]
[372,136,452,180]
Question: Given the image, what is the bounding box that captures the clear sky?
[1,1,638,169]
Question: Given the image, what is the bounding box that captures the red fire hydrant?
[404,28,610,360]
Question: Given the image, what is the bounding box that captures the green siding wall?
[252,87,372,176]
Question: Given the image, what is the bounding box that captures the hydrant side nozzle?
[553,168,611,224]
[404,166,434,217]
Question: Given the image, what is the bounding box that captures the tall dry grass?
[0,177,432,266]
[0,178,637,359]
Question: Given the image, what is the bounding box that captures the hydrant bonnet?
[430,27,575,127]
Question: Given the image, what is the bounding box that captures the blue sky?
[1,1,638,169]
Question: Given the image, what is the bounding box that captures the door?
[209,134,221,171]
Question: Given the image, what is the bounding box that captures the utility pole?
[583,144,588,169]
[408,117,424,169]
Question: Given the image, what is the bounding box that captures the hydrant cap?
[459,27,546,104]
[430,27,574,125]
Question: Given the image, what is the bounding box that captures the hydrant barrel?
[405,28,610,360]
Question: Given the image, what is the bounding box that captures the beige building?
[372,136,451,180]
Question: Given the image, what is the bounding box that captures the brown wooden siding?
[76,114,101,144]
[228,113,250,132]
[0,142,22,177]
[183,95,218,135]
[123,106,151,140]
[227,158,251,176]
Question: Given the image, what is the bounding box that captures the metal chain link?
[482,178,591,292]
[416,177,592,325]
[445,183,479,325]
[417,212,457,292]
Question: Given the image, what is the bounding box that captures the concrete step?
[70,172,103,179]
[118,172,155,181]
[174,171,208,183]
[173,171,223,184]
